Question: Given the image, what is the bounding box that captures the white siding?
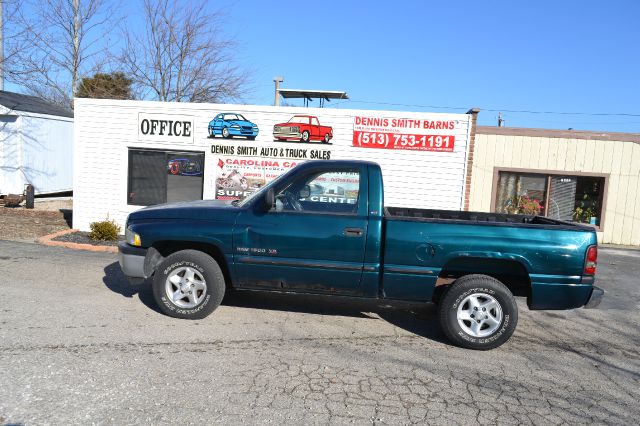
[73,99,473,231]
[21,115,74,194]
[0,113,73,195]
[0,115,22,194]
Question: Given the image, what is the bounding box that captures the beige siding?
[469,133,640,246]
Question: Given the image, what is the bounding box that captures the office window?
[128,149,204,206]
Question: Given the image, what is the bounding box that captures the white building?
[0,91,74,196]
[73,99,474,231]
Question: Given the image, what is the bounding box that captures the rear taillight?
[584,245,597,275]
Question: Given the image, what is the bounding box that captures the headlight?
[231,124,240,129]
[126,226,141,246]
[291,126,299,133]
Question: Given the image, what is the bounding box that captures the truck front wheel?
[301,130,310,142]
[438,274,518,350]
[152,249,225,320]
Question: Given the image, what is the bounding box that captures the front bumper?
[230,128,258,137]
[118,242,147,283]
[584,286,604,309]
[273,131,301,140]
[208,125,258,138]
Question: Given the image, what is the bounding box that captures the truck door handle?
[343,227,363,237]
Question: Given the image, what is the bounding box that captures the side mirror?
[264,188,275,211]
[299,185,311,199]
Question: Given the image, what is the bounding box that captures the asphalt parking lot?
[0,240,638,425]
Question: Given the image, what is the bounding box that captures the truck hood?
[128,199,239,222]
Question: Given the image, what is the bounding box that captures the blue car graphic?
[208,113,259,140]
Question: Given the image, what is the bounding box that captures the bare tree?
[6,0,117,108]
[119,0,249,103]
[1,0,32,88]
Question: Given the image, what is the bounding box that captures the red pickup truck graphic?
[273,115,333,143]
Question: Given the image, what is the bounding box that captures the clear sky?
[8,0,640,133]
[218,0,640,132]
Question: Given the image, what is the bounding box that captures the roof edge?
[477,125,640,143]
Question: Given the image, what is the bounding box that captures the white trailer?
[0,91,74,196]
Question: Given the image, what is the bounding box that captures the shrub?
[88,218,121,241]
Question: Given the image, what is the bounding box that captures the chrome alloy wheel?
[165,266,207,308]
[457,293,503,338]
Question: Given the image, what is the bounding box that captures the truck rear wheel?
[152,250,225,320]
[438,274,518,350]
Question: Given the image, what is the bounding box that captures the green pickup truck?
[118,160,603,350]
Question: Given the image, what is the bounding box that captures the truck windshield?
[287,116,309,124]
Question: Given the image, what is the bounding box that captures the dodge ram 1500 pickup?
[118,160,603,350]
[273,115,333,143]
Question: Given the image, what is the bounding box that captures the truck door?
[310,116,321,140]
[233,165,368,295]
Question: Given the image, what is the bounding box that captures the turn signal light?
[584,245,597,275]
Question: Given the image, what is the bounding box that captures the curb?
[599,244,640,252]
[37,229,118,253]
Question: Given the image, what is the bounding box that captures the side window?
[128,149,205,206]
[275,168,360,214]
[311,117,319,126]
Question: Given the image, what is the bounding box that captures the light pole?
[273,76,284,107]
[0,0,4,91]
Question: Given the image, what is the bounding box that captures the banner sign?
[304,171,360,205]
[352,116,456,152]
[214,157,299,200]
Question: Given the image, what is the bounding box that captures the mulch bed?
[52,231,124,247]
[0,208,71,241]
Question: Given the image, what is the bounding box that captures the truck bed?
[385,207,588,229]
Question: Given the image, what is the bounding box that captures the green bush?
[88,218,121,241]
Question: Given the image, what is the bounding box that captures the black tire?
[152,250,225,320]
[323,133,330,143]
[248,136,256,141]
[438,274,518,350]
[301,130,310,143]
[222,127,230,138]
